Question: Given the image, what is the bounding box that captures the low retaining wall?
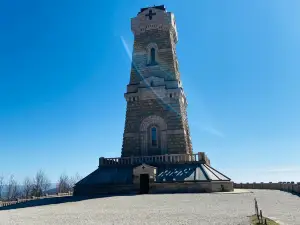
[0,193,73,208]
[234,182,300,194]
[150,181,233,193]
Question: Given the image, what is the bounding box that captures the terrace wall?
[233,182,300,195]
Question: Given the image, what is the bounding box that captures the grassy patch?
[249,215,280,225]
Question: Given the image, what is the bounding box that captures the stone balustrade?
[99,152,210,166]
[0,200,18,207]
[234,182,300,195]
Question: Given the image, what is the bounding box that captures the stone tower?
[74,5,234,196]
[122,5,193,157]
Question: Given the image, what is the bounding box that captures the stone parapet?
[233,182,300,195]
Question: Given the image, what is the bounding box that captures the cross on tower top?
[145,10,156,20]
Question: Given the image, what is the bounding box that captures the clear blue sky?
[0,0,299,184]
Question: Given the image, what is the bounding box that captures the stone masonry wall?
[74,181,234,196]
[122,97,190,157]
[149,181,233,194]
[179,97,193,154]
[130,30,178,84]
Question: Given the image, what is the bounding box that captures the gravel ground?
[0,190,299,225]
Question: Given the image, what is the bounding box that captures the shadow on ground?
[290,191,300,198]
[277,190,300,198]
[2,190,289,211]
[0,191,219,211]
[0,194,137,211]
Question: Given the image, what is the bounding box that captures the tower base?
[74,153,233,196]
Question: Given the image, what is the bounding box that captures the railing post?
[198,152,202,161]
[99,157,105,166]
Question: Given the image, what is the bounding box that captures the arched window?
[151,127,157,147]
[150,48,156,64]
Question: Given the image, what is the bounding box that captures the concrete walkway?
[0,190,299,225]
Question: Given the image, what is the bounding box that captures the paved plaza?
[0,190,299,225]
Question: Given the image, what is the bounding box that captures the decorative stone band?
[123,129,184,138]
[139,86,166,100]
[126,79,181,94]
[99,152,211,167]
[124,86,185,101]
